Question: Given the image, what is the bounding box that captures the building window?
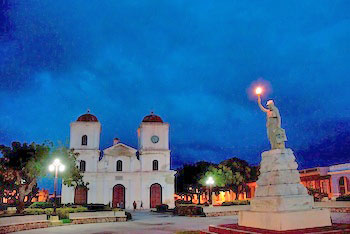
[116,160,123,171]
[153,160,158,171]
[82,135,88,145]
[80,160,86,172]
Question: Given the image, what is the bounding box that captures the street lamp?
[49,159,65,215]
[206,176,214,206]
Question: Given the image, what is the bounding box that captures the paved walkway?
[14,210,237,234]
[14,211,350,234]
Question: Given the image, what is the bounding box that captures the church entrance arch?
[74,186,88,205]
[150,183,162,208]
[113,184,125,208]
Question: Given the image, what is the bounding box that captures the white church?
[61,111,175,209]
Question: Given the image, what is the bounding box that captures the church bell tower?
[70,111,101,173]
[137,112,170,171]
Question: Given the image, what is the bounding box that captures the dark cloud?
[1,0,350,172]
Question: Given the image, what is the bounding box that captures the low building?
[246,163,350,200]
[175,163,350,205]
[328,163,350,198]
[299,167,332,198]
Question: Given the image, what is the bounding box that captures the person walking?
[140,201,143,209]
[133,201,137,211]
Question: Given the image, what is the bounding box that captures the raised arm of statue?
[258,95,269,113]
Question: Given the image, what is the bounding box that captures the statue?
[257,93,287,149]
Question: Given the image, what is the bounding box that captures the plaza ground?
[14,210,350,234]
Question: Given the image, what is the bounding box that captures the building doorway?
[74,186,88,204]
[150,183,162,208]
[339,176,349,196]
[113,184,125,208]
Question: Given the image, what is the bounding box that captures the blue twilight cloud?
[1,0,350,174]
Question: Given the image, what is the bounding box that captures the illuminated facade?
[61,112,175,209]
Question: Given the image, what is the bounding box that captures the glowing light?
[206,176,214,185]
[53,159,60,165]
[49,164,55,172]
[48,158,65,172]
[59,165,65,172]
[255,87,262,95]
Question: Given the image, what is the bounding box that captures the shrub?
[221,200,250,206]
[85,204,111,211]
[173,205,204,216]
[0,205,9,211]
[336,194,350,201]
[24,208,46,215]
[175,200,193,206]
[112,208,123,212]
[156,204,169,212]
[61,218,71,223]
[56,207,88,219]
[29,202,54,209]
[125,211,132,220]
[24,207,88,219]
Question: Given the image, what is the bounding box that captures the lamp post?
[49,159,65,215]
[206,176,214,206]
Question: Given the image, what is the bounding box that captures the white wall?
[138,122,169,151]
[140,151,170,171]
[75,149,100,173]
[70,122,101,150]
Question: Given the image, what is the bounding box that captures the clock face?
[151,135,159,144]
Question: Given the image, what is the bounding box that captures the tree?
[199,164,235,191]
[51,146,88,188]
[221,158,253,200]
[175,161,214,193]
[0,142,51,213]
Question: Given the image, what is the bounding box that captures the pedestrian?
[133,201,137,210]
[140,201,143,209]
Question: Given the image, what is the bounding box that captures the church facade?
[61,112,175,209]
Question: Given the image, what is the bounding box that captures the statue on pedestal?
[237,87,331,231]
[257,95,287,149]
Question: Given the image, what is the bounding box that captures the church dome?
[142,112,163,123]
[77,111,99,122]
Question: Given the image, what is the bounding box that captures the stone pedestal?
[239,209,331,231]
[239,149,332,231]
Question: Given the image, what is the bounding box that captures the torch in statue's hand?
[255,87,263,103]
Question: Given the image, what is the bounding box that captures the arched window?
[80,160,86,172]
[116,160,123,171]
[82,135,88,146]
[153,160,158,171]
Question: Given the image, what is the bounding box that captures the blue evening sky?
[1,1,350,191]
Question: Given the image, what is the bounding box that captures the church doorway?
[74,186,88,204]
[113,184,125,208]
[150,183,162,208]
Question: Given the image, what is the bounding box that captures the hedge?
[221,200,250,206]
[336,194,350,201]
[24,207,88,219]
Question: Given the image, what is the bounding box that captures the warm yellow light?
[255,87,262,95]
